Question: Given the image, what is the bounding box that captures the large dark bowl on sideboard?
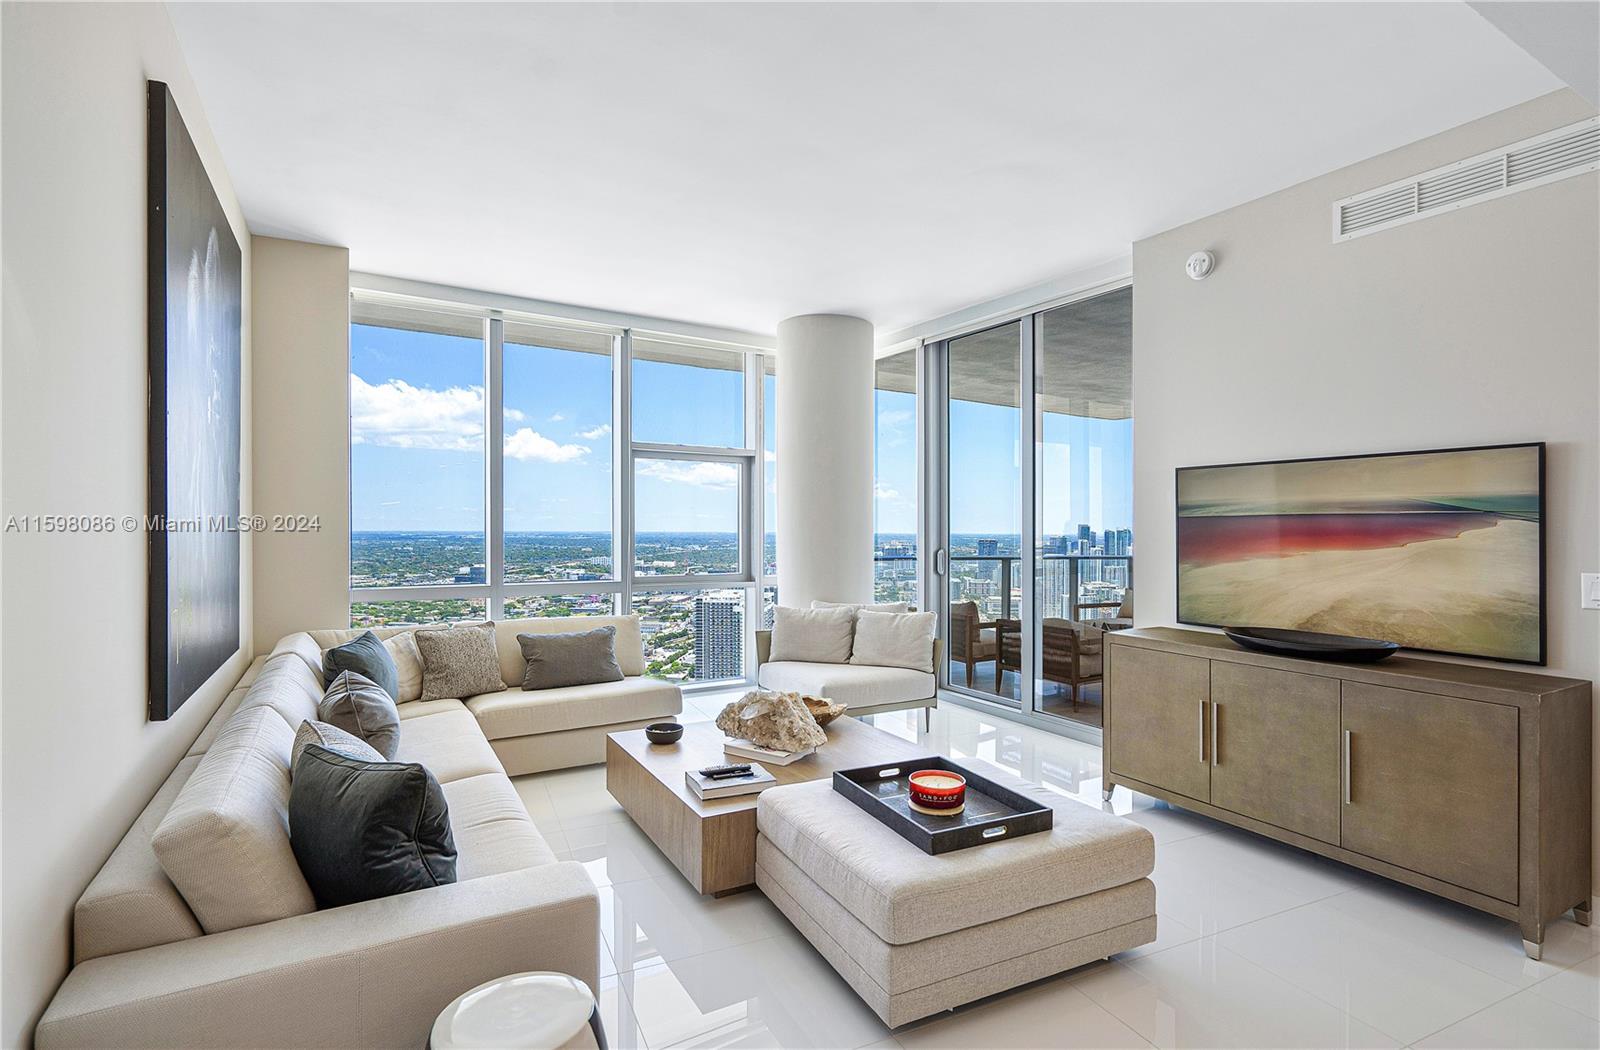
[1223,626,1400,663]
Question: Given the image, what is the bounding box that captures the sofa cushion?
[396,697,470,721]
[394,706,506,783]
[318,669,402,760]
[518,627,624,691]
[496,614,646,682]
[769,606,855,664]
[74,755,204,963]
[756,775,1154,944]
[323,630,399,705]
[151,708,316,934]
[288,745,457,908]
[233,654,323,731]
[417,623,504,702]
[441,773,559,880]
[849,611,937,673]
[757,661,934,707]
[466,678,683,741]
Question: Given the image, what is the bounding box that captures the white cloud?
[549,413,567,423]
[504,428,590,463]
[874,482,902,501]
[878,409,913,429]
[350,374,485,451]
[577,423,612,440]
[636,459,739,489]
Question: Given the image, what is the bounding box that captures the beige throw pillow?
[382,632,425,703]
[151,708,316,934]
[849,610,938,672]
[416,622,504,701]
[769,606,855,664]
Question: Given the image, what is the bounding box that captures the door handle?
[1342,729,1352,805]
[1211,702,1220,766]
[1198,700,1207,763]
[935,548,947,576]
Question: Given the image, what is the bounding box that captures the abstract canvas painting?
[148,80,242,720]
[1177,443,1544,664]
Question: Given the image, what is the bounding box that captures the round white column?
[775,314,875,609]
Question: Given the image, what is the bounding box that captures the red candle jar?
[908,770,967,815]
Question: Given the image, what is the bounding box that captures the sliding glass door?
[924,284,1132,737]
[944,321,1022,706]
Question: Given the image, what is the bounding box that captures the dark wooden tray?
[831,756,1053,855]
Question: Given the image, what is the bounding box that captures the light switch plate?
[1583,573,1600,611]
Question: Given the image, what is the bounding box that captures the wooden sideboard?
[1103,627,1592,957]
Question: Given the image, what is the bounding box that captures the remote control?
[700,763,753,779]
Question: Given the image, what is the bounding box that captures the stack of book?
[685,763,777,800]
[723,739,817,766]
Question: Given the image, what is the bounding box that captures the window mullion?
[617,329,635,614]
[486,316,505,619]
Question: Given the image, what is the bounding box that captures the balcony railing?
[873,553,1132,622]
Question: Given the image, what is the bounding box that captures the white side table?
[431,971,605,1050]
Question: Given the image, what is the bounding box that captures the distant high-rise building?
[977,538,999,558]
[1077,524,1093,547]
[692,593,743,680]
[454,564,486,584]
[1106,528,1133,557]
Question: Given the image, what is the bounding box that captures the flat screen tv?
[1176,443,1545,664]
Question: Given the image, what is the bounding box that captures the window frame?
[348,293,774,690]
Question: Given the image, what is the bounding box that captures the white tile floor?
[511,697,1598,1050]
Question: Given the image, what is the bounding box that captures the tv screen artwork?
[1176,443,1544,664]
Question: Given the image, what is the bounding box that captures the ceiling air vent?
[1333,117,1598,242]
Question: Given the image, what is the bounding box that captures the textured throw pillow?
[849,610,938,672]
[810,600,910,615]
[288,745,456,908]
[519,627,624,690]
[769,606,856,664]
[292,719,383,767]
[382,632,424,703]
[323,630,399,704]
[317,670,401,760]
[415,622,503,701]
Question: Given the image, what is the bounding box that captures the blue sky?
[352,323,1129,539]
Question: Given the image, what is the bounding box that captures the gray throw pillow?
[317,670,401,760]
[415,622,504,702]
[322,630,399,704]
[292,719,384,768]
[518,627,625,691]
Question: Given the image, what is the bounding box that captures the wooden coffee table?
[606,718,925,896]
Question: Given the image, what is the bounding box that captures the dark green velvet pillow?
[288,745,456,908]
[323,630,398,703]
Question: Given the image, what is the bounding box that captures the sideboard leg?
[1521,917,1545,960]
[1575,900,1592,927]
[1101,786,1114,802]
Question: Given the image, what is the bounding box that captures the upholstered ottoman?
[754,774,1156,1028]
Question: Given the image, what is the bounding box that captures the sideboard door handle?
[1198,700,1207,763]
[1212,702,1220,766]
[1342,729,1353,805]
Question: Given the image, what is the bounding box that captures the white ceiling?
[167,2,1560,336]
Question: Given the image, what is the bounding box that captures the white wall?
[251,236,351,648]
[1,4,253,1045]
[1132,90,1599,892]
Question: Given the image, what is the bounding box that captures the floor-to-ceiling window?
[928,284,1132,737]
[873,348,919,604]
[348,292,772,688]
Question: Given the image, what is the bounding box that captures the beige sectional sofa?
[755,630,941,725]
[37,614,680,1049]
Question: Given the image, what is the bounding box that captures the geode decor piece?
[800,695,848,727]
[716,690,827,753]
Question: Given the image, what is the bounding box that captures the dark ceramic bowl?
[1224,626,1400,663]
[645,722,684,744]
